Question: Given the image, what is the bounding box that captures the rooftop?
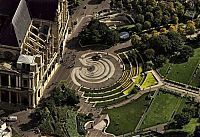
[17,54,35,64]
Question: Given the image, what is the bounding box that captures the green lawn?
[189,67,200,87]
[159,48,200,85]
[66,109,81,137]
[140,92,181,129]
[182,118,200,134]
[166,59,198,84]
[175,98,187,115]
[103,93,151,135]
[123,66,144,95]
[158,61,170,77]
[140,72,158,89]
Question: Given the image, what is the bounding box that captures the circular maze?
[71,52,122,89]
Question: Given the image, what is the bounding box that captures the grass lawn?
[175,98,187,115]
[158,61,170,77]
[160,48,200,85]
[123,66,144,95]
[57,106,81,137]
[66,109,81,137]
[182,118,200,134]
[140,92,181,129]
[189,68,200,87]
[103,93,151,135]
[140,72,158,89]
[166,59,198,84]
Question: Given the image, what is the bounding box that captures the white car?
[7,116,17,122]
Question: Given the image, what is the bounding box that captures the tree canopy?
[79,19,119,46]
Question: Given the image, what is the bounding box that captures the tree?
[54,122,65,137]
[151,30,159,37]
[63,88,79,106]
[143,21,151,30]
[162,15,170,25]
[153,18,161,27]
[146,5,153,12]
[160,28,168,34]
[174,113,190,128]
[135,14,144,24]
[135,23,143,32]
[150,35,171,55]
[174,1,185,16]
[141,33,150,42]
[52,87,65,106]
[194,126,200,137]
[186,20,196,34]
[145,12,154,22]
[145,61,154,70]
[177,45,194,62]
[131,34,141,46]
[171,15,179,24]
[147,0,156,6]
[178,24,185,34]
[167,2,175,13]
[169,25,177,32]
[144,48,155,60]
[116,0,123,8]
[79,19,119,45]
[104,30,119,45]
[167,31,184,52]
[51,87,79,106]
[154,55,166,67]
[136,5,143,14]
[154,10,162,19]
[195,18,200,29]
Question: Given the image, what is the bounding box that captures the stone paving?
[71,52,123,89]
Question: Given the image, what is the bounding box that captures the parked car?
[7,116,17,122]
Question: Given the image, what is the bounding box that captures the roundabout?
[71,52,123,89]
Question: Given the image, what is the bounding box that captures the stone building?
[0,120,12,137]
[0,0,69,108]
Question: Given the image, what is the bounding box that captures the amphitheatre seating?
[118,70,130,83]
[119,53,131,70]
[130,67,136,78]
[84,86,124,97]
[122,80,133,88]
[80,82,121,93]
[95,95,127,107]
[79,51,141,107]
[88,92,124,102]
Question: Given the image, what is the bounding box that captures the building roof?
[17,54,35,64]
[0,0,58,47]
[12,0,32,46]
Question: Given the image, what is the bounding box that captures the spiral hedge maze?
[72,50,147,108]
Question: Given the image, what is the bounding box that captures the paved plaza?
[71,52,123,89]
